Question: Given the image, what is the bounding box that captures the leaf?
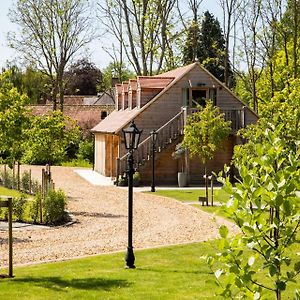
[219,225,229,238]
[276,280,286,291]
[269,265,277,277]
[294,261,300,272]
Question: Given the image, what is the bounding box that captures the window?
[101,111,107,119]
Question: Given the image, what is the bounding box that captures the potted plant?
[172,143,188,187]
[133,171,141,187]
[117,174,128,186]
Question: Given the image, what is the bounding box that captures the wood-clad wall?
[94,134,106,174]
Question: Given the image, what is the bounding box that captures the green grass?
[148,188,229,203]
[0,186,25,198]
[0,241,298,299]
[145,189,230,219]
[61,159,92,168]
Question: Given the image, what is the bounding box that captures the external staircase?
[116,106,246,181]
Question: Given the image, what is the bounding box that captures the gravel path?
[0,166,237,267]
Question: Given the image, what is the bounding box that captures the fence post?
[211,175,214,206]
[8,197,13,277]
[17,162,20,191]
[29,169,32,194]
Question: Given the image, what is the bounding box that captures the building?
[91,62,258,185]
[30,93,115,135]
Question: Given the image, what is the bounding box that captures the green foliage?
[211,124,300,299]
[98,62,135,91]
[29,192,42,223]
[76,140,94,163]
[182,100,231,164]
[22,111,80,165]
[65,59,102,95]
[21,170,31,193]
[12,194,26,221]
[43,189,67,225]
[0,71,30,164]
[182,11,233,84]
[3,64,50,104]
[0,168,17,189]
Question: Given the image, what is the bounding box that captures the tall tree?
[3,64,50,104]
[65,59,102,95]
[219,0,241,86]
[193,11,233,83]
[0,71,30,166]
[9,0,94,111]
[237,0,264,113]
[99,0,177,75]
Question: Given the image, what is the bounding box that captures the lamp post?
[122,120,142,269]
[150,130,158,192]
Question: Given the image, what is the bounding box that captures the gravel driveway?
[0,166,237,267]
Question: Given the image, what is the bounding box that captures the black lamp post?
[150,130,158,192]
[122,120,142,269]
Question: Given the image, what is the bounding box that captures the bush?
[12,195,26,221]
[43,189,67,225]
[76,140,93,163]
[133,172,141,187]
[0,168,17,189]
[21,170,31,192]
[29,193,42,223]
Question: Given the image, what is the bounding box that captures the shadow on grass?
[12,276,131,292]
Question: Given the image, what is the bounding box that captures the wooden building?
[91,62,258,185]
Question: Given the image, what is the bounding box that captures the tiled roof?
[155,63,195,79]
[91,107,140,133]
[137,76,174,89]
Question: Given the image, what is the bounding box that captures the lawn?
[0,241,298,299]
[145,188,230,218]
[148,188,229,204]
[0,186,24,198]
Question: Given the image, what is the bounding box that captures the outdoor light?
[122,120,142,269]
[123,121,142,150]
[150,130,158,192]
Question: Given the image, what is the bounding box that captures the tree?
[182,21,201,64]
[210,127,300,300]
[9,0,94,111]
[99,0,177,75]
[219,0,241,87]
[209,81,300,300]
[65,59,102,95]
[198,11,233,83]
[22,111,80,165]
[3,64,50,104]
[98,62,135,91]
[0,71,30,166]
[182,100,231,194]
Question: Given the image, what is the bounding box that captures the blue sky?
[0,0,222,70]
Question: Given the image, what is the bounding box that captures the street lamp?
[150,130,158,192]
[122,120,142,269]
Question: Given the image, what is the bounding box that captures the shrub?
[29,192,42,223]
[12,195,26,221]
[76,139,94,163]
[43,189,67,225]
[0,169,16,189]
[21,170,31,192]
[133,172,141,187]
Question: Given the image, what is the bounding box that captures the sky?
[0,0,222,71]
